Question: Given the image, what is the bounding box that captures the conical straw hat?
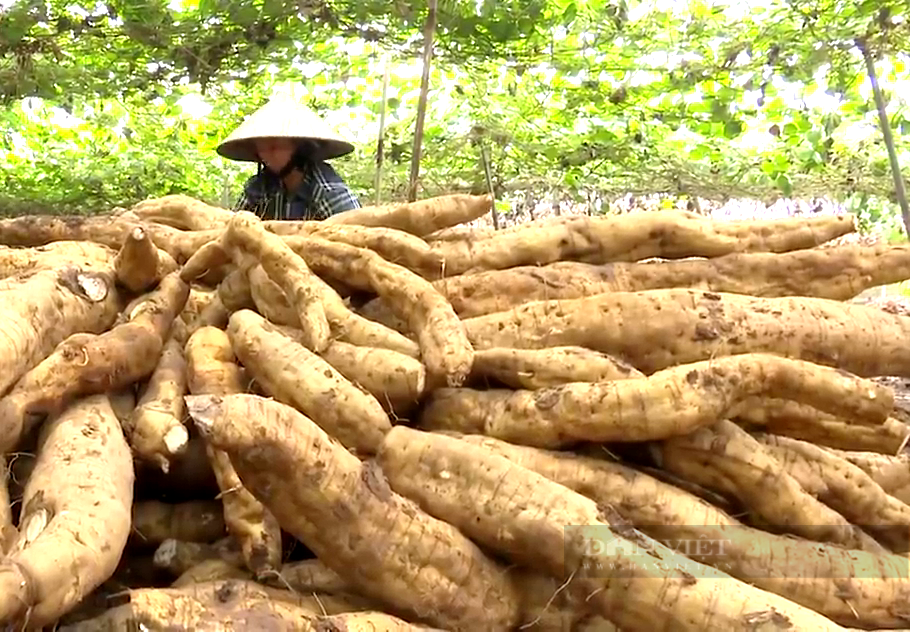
[216,94,355,162]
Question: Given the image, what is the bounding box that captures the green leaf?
[696,120,714,135]
[717,86,737,102]
[796,145,816,162]
[776,174,793,196]
[689,144,709,160]
[763,97,787,117]
[821,113,843,134]
[723,120,743,139]
[593,127,618,142]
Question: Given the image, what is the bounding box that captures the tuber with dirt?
[1,191,909,631]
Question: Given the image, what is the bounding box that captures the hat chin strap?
[258,156,298,180]
[274,158,298,180]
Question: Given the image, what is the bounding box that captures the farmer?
[216,94,362,221]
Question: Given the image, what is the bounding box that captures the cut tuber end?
[77,273,110,302]
[163,424,189,457]
[128,299,150,321]
[57,268,110,303]
[184,394,222,436]
[14,506,50,551]
[152,538,178,568]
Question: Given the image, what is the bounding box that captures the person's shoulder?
[308,160,346,184]
[242,171,271,195]
[304,160,361,214]
[233,171,279,213]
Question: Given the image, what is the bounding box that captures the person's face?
[254,137,296,172]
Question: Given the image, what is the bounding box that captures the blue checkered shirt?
[233,160,361,220]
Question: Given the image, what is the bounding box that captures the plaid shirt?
[233,160,361,220]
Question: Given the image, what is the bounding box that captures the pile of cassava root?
[3,192,910,630]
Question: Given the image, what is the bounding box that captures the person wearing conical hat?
[217,94,361,221]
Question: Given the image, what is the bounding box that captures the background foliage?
[2,0,910,238]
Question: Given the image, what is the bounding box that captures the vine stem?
[856,36,910,238]
[407,0,439,203]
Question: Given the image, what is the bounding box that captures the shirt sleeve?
[309,161,362,219]
[232,175,261,212]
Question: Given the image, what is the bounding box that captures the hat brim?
[216,136,355,162]
[216,96,356,162]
